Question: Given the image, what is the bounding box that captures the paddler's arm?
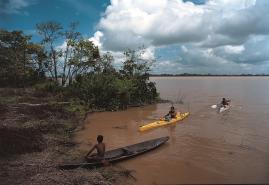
[85,145,96,157]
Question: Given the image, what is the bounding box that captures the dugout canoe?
[59,136,169,170]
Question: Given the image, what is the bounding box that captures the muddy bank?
[0,88,134,185]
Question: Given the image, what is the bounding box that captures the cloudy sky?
[1,0,269,74]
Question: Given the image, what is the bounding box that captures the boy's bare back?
[95,142,105,157]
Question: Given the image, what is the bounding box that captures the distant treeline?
[0,21,158,110]
[150,73,269,77]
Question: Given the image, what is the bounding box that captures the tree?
[95,52,116,74]
[60,22,81,86]
[120,48,156,104]
[0,29,43,87]
[27,43,47,79]
[67,39,100,84]
[36,21,101,86]
[36,21,63,82]
[120,48,152,78]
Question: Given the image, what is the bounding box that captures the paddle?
[211,104,217,109]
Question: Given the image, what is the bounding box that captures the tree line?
[0,21,159,110]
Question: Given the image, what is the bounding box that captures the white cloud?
[207,0,256,11]
[89,31,104,49]
[141,47,155,61]
[224,45,245,54]
[96,0,267,51]
[151,60,183,74]
[98,0,207,50]
[181,45,188,53]
[56,41,67,51]
[212,35,269,65]
[151,45,258,74]
[89,32,156,69]
[91,0,269,74]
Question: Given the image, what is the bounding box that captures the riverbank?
[0,88,134,185]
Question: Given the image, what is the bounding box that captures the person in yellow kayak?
[164,106,177,121]
[85,135,106,162]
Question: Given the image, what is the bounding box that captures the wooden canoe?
[58,136,169,170]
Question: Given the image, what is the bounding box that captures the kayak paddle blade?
[211,105,217,109]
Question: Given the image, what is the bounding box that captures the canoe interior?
[104,136,169,159]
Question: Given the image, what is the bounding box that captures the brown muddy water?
[75,77,269,184]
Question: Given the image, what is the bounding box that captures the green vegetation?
[68,49,158,110]
[0,21,156,185]
[0,22,158,111]
[0,29,45,87]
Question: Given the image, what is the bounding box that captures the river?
[75,77,269,184]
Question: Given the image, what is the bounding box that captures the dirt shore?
[0,88,134,185]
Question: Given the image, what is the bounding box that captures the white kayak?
[219,105,230,113]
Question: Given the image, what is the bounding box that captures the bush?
[68,73,119,110]
[32,81,66,101]
[34,81,64,94]
[67,72,159,110]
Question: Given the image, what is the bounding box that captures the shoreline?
[0,88,134,185]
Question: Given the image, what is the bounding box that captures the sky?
[1,0,269,74]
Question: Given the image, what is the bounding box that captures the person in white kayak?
[221,98,230,107]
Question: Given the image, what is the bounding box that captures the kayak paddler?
[164,106,177,121]
[221,98,230,107]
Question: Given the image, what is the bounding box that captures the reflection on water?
[75,77,269,184]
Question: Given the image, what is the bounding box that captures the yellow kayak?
[139,112,190,132]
